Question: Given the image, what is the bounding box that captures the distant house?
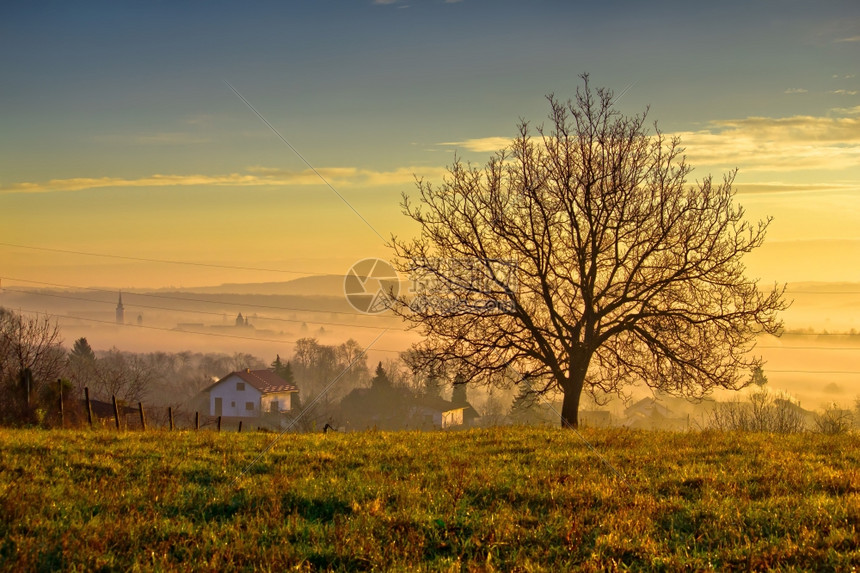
[579,410,612,428]
[621,397,687,430]
[338,389,480,431]
[81,398,140,428]
[773,398,818,430]
[204,369,298,418]
[340,386,411,430]
[411,395,480,429]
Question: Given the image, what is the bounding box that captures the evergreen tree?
[282,361,295,384]
[70,337,95,362]
[451,373,468,405]
[271,354,296,384]
[509,383,542,424]
[750,366,768,387]
[371,362,391,390]
[271,354,284,376]
[423,373,443,398]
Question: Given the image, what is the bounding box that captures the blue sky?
[1,0,859,287]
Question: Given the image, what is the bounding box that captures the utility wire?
[1,276,396,320]
[0,241,311,276]
[1,286,409,332]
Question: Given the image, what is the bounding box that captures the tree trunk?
[560,358,588,429]
[560,384,583,428]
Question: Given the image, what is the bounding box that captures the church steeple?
[116,291,125,324]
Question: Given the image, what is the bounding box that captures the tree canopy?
[392,75,787,428]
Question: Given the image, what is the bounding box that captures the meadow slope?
[0,427,858,571]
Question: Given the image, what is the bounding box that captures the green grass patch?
[1,427,858,571]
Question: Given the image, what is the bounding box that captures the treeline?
[0,307,478,429]
[0,307,271,426]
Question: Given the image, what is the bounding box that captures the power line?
[778,332,860,336]
[785,291,860,295]
[0,241,313,276]
[0,276,395,320]
[767,369,860,375]
[1,286,409,332]
[759,345,860,351]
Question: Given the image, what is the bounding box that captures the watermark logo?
[344,258,400,314]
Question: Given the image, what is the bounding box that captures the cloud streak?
[0,166,448,195]
[439,137,512,153]
[440,110,860,173]
[677,113,860,172]
[8,109,859,196]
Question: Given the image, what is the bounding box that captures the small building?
[204,369,298,418]
[621,397,687,430]
[411,395,480,429]
[579,410,612,428]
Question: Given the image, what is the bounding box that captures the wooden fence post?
[84,387,93,427]
[217,416,222,432]
[238,420,242,433]
[168,407,174,431]
[138,402,146,431]
[57,379,64,428]
[112,395,120,430]
[195,411,199,431]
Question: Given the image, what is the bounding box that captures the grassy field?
[0,426,858,571]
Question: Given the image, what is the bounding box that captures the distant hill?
[161,275,347,297]
[156,273,412,299]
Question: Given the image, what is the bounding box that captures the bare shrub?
[707,386,805,433]
[815,402,854,435]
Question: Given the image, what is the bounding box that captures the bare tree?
[89,348,153,405]
[815,402,854,435]
[706,386,805,433]
[0,308,65,425]
[392,75,787,428]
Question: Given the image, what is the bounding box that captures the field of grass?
[1,426,859,571]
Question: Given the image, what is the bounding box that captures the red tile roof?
[208,369,298,394]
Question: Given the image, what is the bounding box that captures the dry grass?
[0,426,858,571]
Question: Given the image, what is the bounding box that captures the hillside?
[0,427,858,570]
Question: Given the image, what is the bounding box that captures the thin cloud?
[828,89,858,96]
[834,35,860,43]
[830,105,860,115]
[439,136,512,153]
[438,113,860,174]
[784,88,808,94]
[735,182,859,195]
[0,165,449,195]
[675,112,860,172]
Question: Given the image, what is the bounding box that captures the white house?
[410,395,479,429]
[204,369,298,418]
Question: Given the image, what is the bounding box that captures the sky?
[1,0,859,290]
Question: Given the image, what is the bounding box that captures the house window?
[236,382,245,391]
[245,402,254,411]
[270,400,279,413]
[231,401,236,407]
